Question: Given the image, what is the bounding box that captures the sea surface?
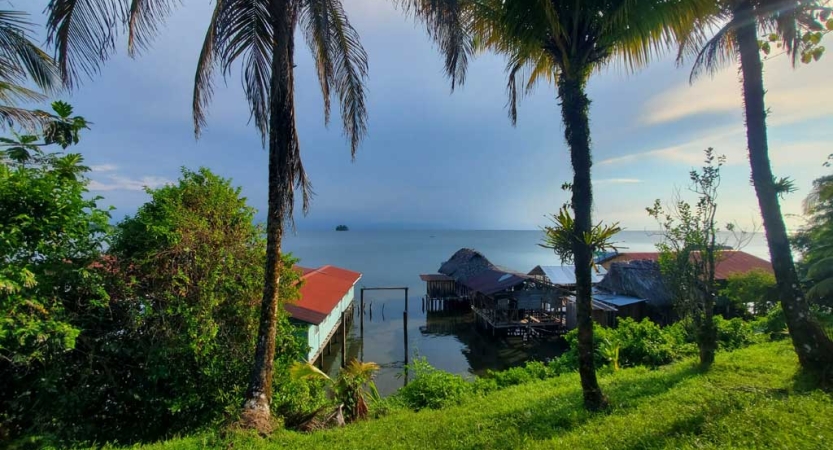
[283,230,770,395]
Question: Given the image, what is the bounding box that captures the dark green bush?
[486,360,553,388]
[395,358,473,410]
[715,316,759,350]
[614,318,679,367]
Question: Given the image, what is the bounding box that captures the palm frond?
[290,361,332,381]
[127,0,180,57]
[210,0,274,140]
[323,0,368,158]
[687,20,737,82]
[607,0,720,73]
[396,0,474,89]
[45,0,126,88]
[300,0,335,124]
[0,105,51,131]
[192,0,224,137]
[0,11,60,92]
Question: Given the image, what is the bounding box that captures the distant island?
[335,225,349,231]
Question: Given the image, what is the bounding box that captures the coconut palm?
[44,0,368,430]
[400,0,714,410]
[0,9,60,130]
[680,0,833,379]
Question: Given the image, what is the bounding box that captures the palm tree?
[680,0,833,379]
[44,0,368,431]
[0,9,60,130]
[400,0,713,410]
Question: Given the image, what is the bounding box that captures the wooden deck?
[472,306,568,336]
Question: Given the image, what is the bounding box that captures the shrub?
[614,318,679,367]
[719,269,778,317]
[395,358,473,410]
[486,361,553,388]
[715,316,759,350]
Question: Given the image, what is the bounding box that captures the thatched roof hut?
[598,260,673,307]
[438,248,498,282]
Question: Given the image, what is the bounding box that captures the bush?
[486,361,554,388]
[614,318,679,367]
[719,269,778,317]
[715,316,759,350]
[395,358,473,410]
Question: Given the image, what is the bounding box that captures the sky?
[18,1,833,231]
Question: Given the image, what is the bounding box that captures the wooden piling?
[341,310,347,368]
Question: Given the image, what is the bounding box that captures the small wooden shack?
[421,249,570,336]
[285,265,362,364]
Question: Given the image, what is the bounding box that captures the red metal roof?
[604,251,773,280]
[285,265,362,325]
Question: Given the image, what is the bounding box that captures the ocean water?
[283,230,770,395]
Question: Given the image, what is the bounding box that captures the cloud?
[595,178,643,185]
[90,164,118,172]
[88,175,172,192]
[598,125,742,167]
[641,52,833,126]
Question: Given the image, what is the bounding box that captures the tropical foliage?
[1,128,311,443]
[719,269,779,316]
[0,101,102,367]
[794,167,833,308]
[291,359,381,423]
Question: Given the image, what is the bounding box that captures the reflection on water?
[421,310,569,377]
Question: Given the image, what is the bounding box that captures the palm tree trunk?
[735,3,833,380]
[241,0,297,432]
[558,75,607,411]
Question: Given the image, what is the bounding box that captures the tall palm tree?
[0,9,60,130]
[400,0,713,410]
[44,0,368,430]
[680,0,833,379]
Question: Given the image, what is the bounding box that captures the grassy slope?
[135,341,832,450]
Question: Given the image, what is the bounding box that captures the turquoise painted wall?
[304,286,356,362]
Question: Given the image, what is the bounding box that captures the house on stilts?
[285,265,362,367]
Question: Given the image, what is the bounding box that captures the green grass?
[116,341,832,450]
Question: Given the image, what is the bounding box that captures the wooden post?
[403,310,409,370]
[360,289,364,337]
[405,287,409,313]
[341,310,347,368]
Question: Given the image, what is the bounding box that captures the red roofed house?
[285,265,362,363]
[599,250,773,281]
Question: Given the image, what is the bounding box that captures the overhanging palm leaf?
[0,10,60,130]
[0,10,60,92]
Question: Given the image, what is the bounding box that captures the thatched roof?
[439,248,498,283]
[598,260,673,307]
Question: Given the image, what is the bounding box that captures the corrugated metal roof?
[593,291,646,307]
[463,269,530,296]
[531,265,607,285]
[284,265,362,325]
[601,251,772,280]
[420,273,455,282]
[565,295,619,312]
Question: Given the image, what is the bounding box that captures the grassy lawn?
[120,341,832,450]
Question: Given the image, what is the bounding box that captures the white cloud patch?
[89,164,119,172]
[88,175,172,192]
[595,178,643,185]
[642,52,833,126]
